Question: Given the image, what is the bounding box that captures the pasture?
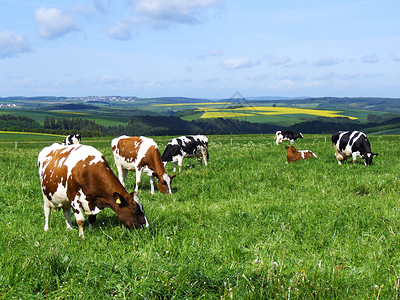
[1,134,400,299]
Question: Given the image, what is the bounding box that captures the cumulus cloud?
[277,79,296,89]
[392,52,400,62]
[35,7,81,39]
[0,30,32,58]
[133,0,223,24]
[312,57,341,67]
[270,56,291,66]
[109,0,223,40]
[362,55,379,63]
[222,57,262,70]
[108,20,138,40]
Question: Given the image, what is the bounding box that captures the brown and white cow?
[111,135,175,194]
[38,143,148,238]
[285,145,317,163]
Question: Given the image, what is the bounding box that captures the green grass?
[1,134,400,298]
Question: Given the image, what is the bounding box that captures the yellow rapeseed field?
[153,102,232,107]
[198,106,358,119]
[197,112,256,118]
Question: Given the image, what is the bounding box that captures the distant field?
[175,105,388,126]
[0,100,395,129]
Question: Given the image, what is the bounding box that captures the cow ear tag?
[116,197,121,204]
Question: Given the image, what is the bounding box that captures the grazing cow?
[285,145,317,163]
[62,134,81,145]
[161,135,209,172]
[38,143,148,238]
[275,130,303,145]
[111,136,175,194]
[332,131,378,166]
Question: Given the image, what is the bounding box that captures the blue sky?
[1,0,400,98]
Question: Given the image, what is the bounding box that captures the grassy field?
[2,100,392,128]
[1,134,400,299]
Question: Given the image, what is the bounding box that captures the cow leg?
[149,177,155,195]
[197,154,202,166]
[352,152,358,164]
[73,210,85,238]
[201,147,208,166]
[290,139,294,144]
[135,169,142,193]
[114,157,128,186]
[118,168,128,187]
[62,207,73,231]
[43,196,51,232]
[334,147,343,165]
[88,215,96,232]
[177,156,183,172]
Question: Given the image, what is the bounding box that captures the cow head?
[362,152,379,166]
[285,145,296,151]
[113,192,148,228]
[153,173,176,194]
[63,134,81,145]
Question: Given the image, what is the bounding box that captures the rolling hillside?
[1,96,400,135]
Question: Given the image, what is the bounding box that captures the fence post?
[15,141,17,149]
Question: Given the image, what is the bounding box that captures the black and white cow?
[62,134,81,145]
[161,135,209,172]
[275,130,303,145]
[332,131,378,165]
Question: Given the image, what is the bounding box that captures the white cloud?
[133,0,223,24]
[392,52,400,62]
[277,79,296,89]
[270,56,291,66]
[362,55,379,63]
[109,0,224,40]
[312,57,341,67]
[222,57,262,70]
[208,49,222,56]
[108,20,138,40]
[35,7,81,39]
[0,30,31,58]
[247,73,270,81]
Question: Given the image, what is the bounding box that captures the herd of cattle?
[38,130,378,237]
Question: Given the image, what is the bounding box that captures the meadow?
[1,133,400,299]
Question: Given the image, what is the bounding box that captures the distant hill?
[2,96,400,135]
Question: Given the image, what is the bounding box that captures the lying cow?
[111,135,175,194]
[275,130,303,145]
[62,134,81,145]
[332,131,378,165]
[161,135,209,172]
[285,145,317,163]
[38,143,148,238]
